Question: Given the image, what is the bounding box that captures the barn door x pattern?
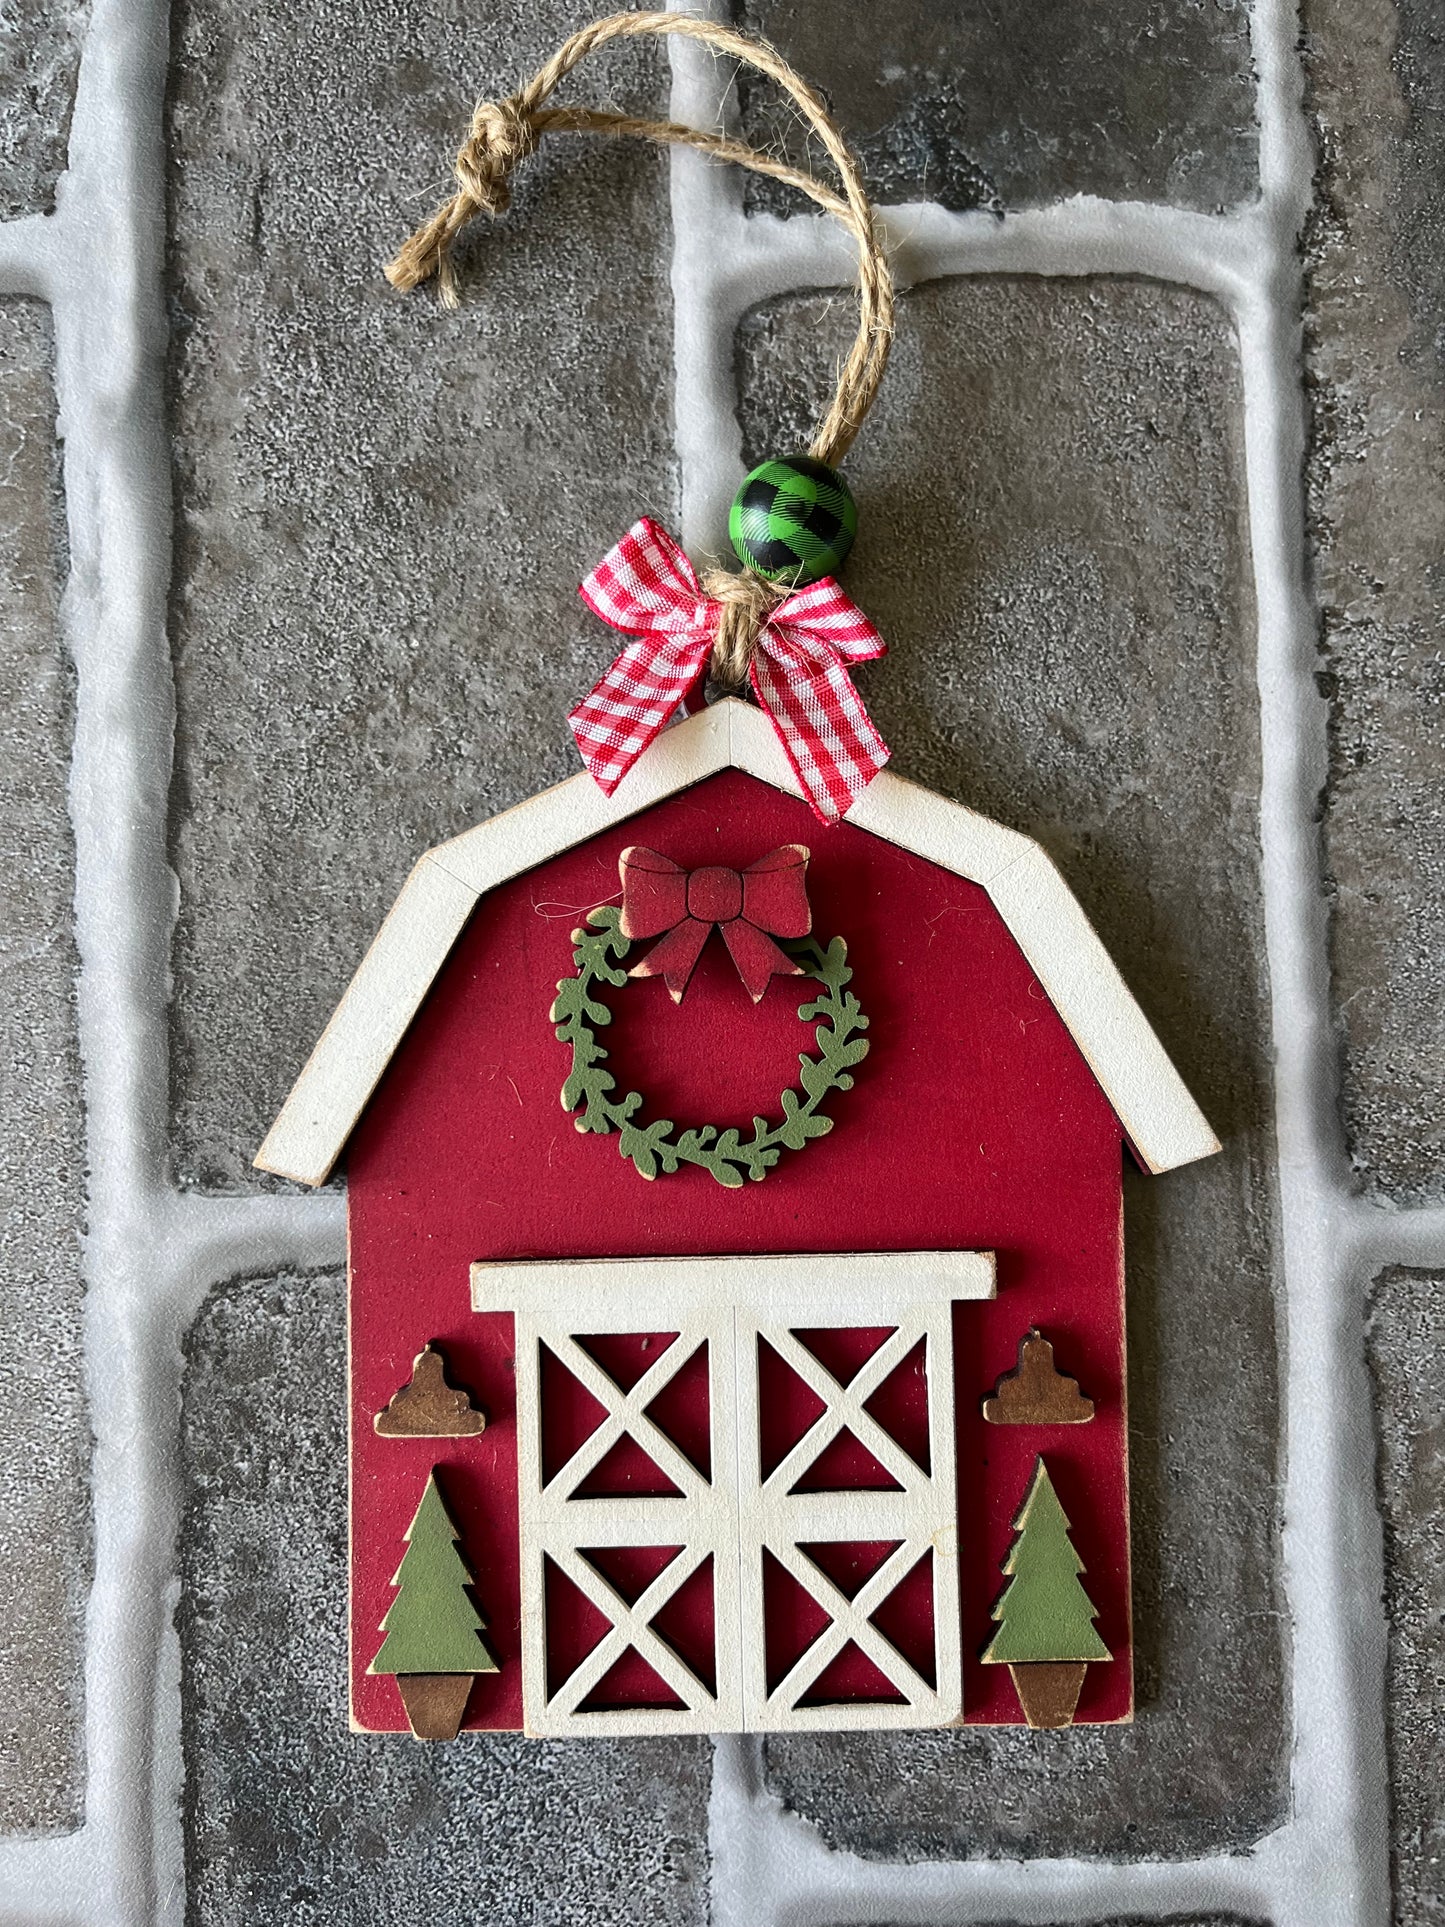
[473,1253,994,1736]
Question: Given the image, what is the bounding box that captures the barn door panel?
[735,1308,963,1730]
[474,1253,989,1738]
[507,1307,744,1736]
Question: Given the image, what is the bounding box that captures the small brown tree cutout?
[982,1329,1095,1426]
[374,1343,487,1438]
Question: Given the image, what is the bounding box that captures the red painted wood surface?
[346,768,1131,1732]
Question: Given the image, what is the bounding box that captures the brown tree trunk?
[1008,1661,1087,1729]
[396,1672,474,1740]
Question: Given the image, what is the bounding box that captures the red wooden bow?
[570,518,889,823]
[619,845,812,1003]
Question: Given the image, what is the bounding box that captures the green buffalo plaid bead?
[728,454,857,584]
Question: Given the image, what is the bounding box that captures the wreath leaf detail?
[551,906,869,1187]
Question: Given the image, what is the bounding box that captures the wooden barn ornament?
[254,13,1219,1742]
[257,701,1217,1739]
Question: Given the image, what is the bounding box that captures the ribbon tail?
[751,628,890,824]
[569,628,713,795]
[720,920,804,1003]
[629,918,711,1003]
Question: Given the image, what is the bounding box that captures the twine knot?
[453,95,538,217]
[385,92,538,308]
[700,565,788,690]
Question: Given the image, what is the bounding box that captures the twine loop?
[699,565,787,690]
[385,10,895,467]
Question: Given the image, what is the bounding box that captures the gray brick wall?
[1304,0,1445,1206]
[0,298,87,1835]
[0,0,87,220]
[1367,1271,1445,1927]
[737,0,1259,212]
[0,0,1436,1922]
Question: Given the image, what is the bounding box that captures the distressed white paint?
[483,1256,966,1735]
[0,0,1430,1915]
[472,1249,996,1314]
[254,855,477,1186]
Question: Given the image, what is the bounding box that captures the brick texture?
[0,300,88,1834]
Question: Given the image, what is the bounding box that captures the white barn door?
[473,1251,992,1738]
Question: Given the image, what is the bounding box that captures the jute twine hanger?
[387,8,895,691]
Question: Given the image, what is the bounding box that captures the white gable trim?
[255,700,1219,1186]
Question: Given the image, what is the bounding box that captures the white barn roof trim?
[256,700,1219,1188]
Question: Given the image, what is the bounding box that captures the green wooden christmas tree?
[369,1468,498,1739]
[982,1456,1110,1728]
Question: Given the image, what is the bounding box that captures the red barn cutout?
[257,699,1217,1737]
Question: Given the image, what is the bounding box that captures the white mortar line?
[709,1732,1276,1926]
[0,0,182,1908]
[750,194,1262,304]
[668,0,748,553]
[1344,1198,1445,1272]
[1232,0,1391,1917]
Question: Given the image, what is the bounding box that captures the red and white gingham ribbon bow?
[569,517,889,823]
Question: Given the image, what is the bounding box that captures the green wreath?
[551,906,869,1187]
